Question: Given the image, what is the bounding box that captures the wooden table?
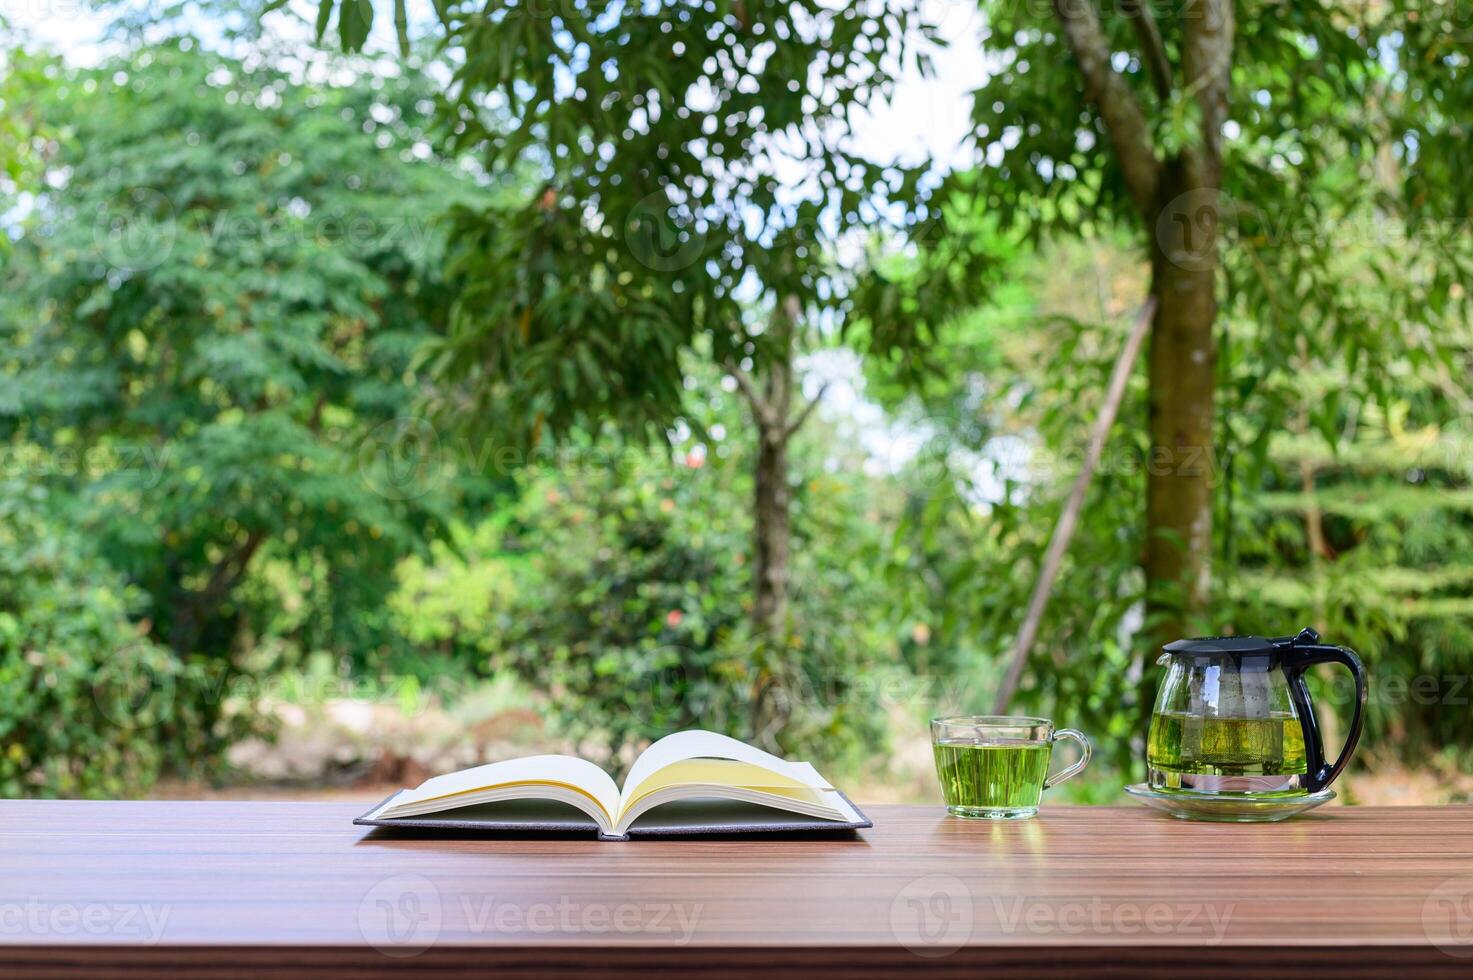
[1,801,1470,976]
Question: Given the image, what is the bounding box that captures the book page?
[620,758,819,810]
[618,730,831,814]
[613,783,856,836]
[383,755,620,824]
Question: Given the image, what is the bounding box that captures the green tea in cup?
[931,716,1091,819]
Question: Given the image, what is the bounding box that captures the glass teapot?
[1147,628,1367,796]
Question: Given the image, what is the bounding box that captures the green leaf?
[313,0,333,43]
[394,0,410,58]
[338,0,373,53]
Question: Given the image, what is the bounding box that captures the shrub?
[0,485,212,796]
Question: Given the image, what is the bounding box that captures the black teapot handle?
[1276,628,1367,793]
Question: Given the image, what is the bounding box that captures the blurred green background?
[2,2,1471,807]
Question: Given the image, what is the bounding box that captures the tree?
[0,43,480,702]
[1225,397,1473,766]
[869,237,1158,770]
[861,218,1473,775]
[962,0,1228,647]
[957,0,1470,657]
[0,25,55,251]
[300,0,985,742]
[0,480,215,797]
[387,364,910,773]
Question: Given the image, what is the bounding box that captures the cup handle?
[1043,729,1092,790]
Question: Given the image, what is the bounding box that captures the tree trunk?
[737,297,812,748]
[748,404,792,746]
[169,529,266,657]
[752,415,791,639]
[745,297,800,644]
[1049,0,1233,753]
[1144,163,1219,648]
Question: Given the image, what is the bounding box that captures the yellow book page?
[619,758,827,812]
[385,755,620,820]
[620,730,831,806]
[386,780,608,818]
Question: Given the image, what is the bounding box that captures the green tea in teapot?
[1144,630,1367,808]
[1147,710,1307,785]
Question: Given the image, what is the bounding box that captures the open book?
[354,730,870,840]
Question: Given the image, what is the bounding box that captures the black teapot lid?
[1163,627,1322,660]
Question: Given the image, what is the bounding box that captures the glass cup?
[930,716,1092,819]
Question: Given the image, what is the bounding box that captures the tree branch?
[1052,0,1161,217]
[169,528,266,656]
[1180,0,1234,183]
[1120,0,1173,101]
[784,382,830,439]
[728,362,778,430]
[199,529,266,613]
[993,298,1155,713]
[307,393,328,433]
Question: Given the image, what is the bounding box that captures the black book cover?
[353,791,872,841]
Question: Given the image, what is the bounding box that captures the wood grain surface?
[1,801,1470,976]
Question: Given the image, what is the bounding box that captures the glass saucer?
[1124,783,1336,823]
